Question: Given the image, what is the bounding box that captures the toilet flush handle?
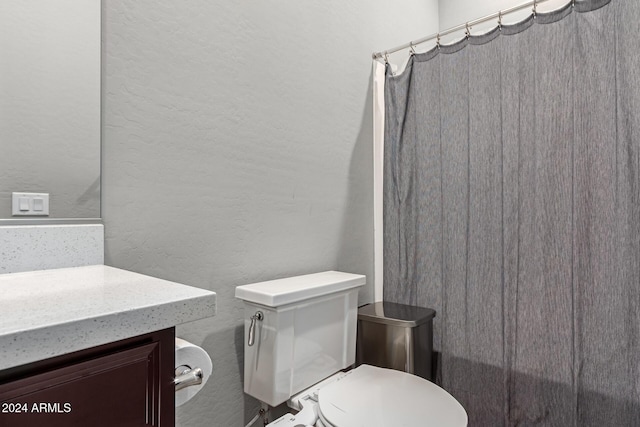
[248,311,263,347]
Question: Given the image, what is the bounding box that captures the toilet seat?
[270,364,467,427]
[316,365,467,427]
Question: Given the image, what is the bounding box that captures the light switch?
[19,197,30,211]
[33,198,44,211]
[12,192,49,216]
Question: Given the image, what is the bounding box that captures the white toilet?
[235,271,467,427]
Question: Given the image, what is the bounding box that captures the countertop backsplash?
[0,224,104,274]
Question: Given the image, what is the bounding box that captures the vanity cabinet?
[0,328,175,427]
[0,265,216,426]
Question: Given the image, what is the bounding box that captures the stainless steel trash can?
[356,302,436,380]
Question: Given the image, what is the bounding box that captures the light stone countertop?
[0,265,216,370]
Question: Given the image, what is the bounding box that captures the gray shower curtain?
[383,0,640,425]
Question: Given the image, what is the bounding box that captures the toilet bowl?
[235,271,467,427]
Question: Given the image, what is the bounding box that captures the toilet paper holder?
[174,365,204,392]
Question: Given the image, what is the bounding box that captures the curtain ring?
[533,0,537,18]
[498,11,502,31]
[409,41,416,56]
[465,23,471,40]
[436,33,441,49]
[384,52,389,64]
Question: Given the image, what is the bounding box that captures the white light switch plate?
[12,192,50,216]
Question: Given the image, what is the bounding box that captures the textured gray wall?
[102,1,436,426]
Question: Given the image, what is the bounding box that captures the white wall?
[102,1,437,426]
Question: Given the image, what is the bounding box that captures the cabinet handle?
[174,365,203,392]
[248,311,263,347]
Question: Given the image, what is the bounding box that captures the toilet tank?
[235,271,365,407]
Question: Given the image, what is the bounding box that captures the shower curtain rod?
[372,0,552,61]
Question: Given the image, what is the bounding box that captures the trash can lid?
[357,302,436,327]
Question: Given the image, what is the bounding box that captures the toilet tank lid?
[235,271,365,308]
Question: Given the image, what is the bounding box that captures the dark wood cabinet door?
[0,329,174,427]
